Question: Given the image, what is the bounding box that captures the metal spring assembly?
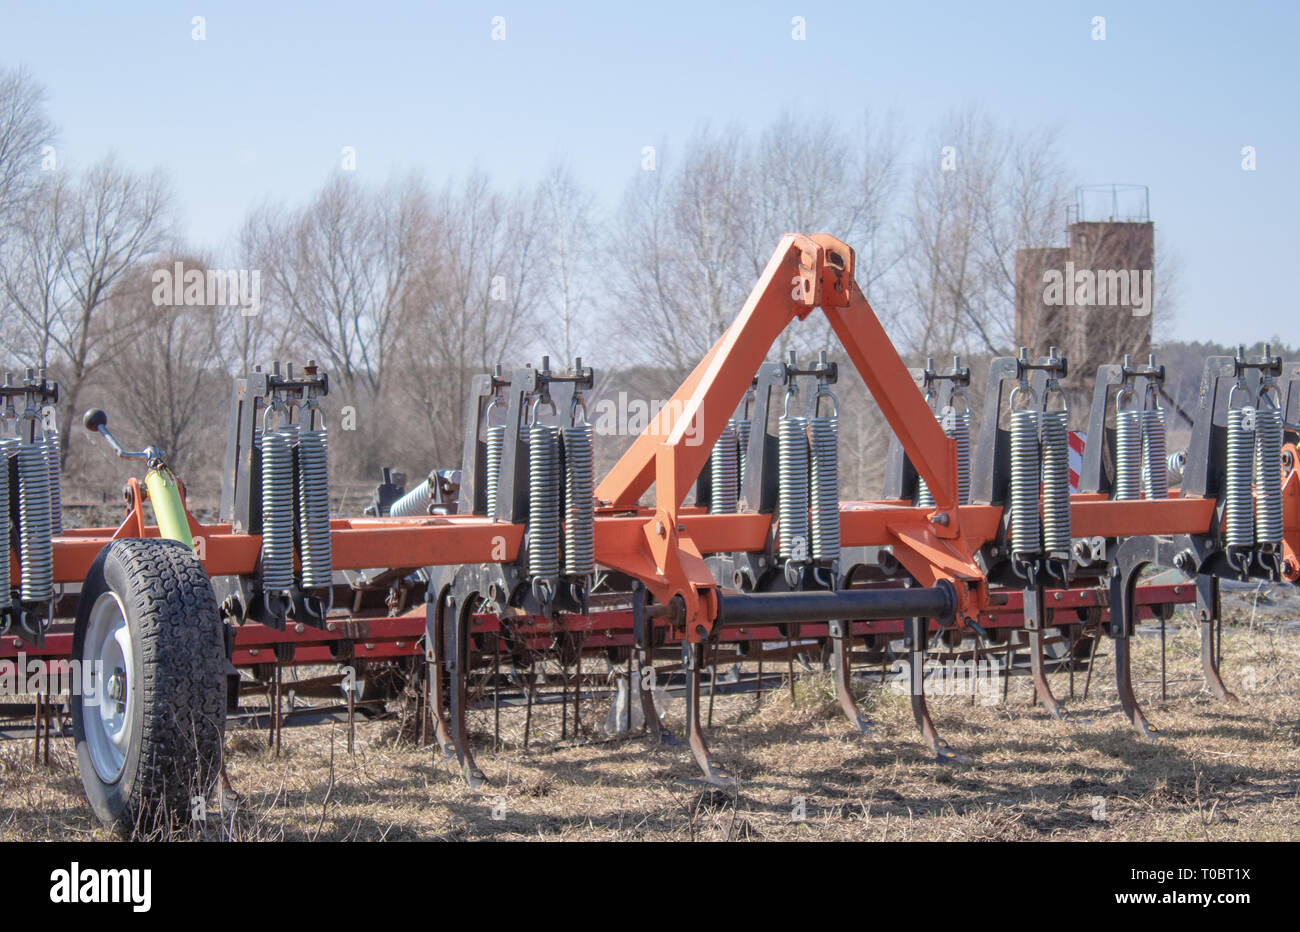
[948,402,973,506]
[1008,391,1041,558]
[1253,389,1284,550]
[259,407,297,597]
[735,392,753,490]
[777,402,810,562]
[915,380,939,509]
[0,438,13,614]
[1224,390,1255,551]
[1140,400,1168,501]
[563,412,595,576]
[16,435,54,603]
[808,391,839,562]
[528,403,561,579]
[483,392,506,518]
[296,402,332,591]
[388,477,433,517]
[1113,388,1143,502]
[485,424,506,518]
[1040,390,1071,558]
[710,420,740,515]
[918,403,972,508]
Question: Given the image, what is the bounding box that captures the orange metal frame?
[12,235,1299,644]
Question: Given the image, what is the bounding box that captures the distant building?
[1015,185,1154,407]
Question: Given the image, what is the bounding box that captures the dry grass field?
[2,591,1297,842]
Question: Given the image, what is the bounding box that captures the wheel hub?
[106,670,126,703]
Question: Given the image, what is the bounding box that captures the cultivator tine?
[632,587,676,746]
[906,617,965,763]
[573,651,583,739]
[428,609,457,759]
[523,671,535,751]
[419,657,431,747]
[347,677,356,755]
[1197,577,1238,702]
[449,607,487,787]
[32,691,41,764]
[786,637,796,703]
[1081,626,1099,701]
[706,645,717,728]
[1024,586,1069,721]
[830,620,870,733]
[683,642,734,787]
[492,640,501,750]
[1114,634,1161,740]
[275,663,284,757]
[1160,616,1167,702]
[1110,545,1162,740]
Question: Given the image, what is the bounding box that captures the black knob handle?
[83,408,108,432]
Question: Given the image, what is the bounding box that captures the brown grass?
[3,601,1297,842]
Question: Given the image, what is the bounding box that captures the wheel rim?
[82,591,134,783]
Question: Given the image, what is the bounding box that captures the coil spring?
[915,406,972,508]
[0,439,13,612]
[1140,405,1168,500]
[485,423,505,518]
[949,406,972,506]
[388,478,433,518]
[735,417,751,490]
[296,425,332,589]
[915,478,935,509]
[44,430,61,534]
[1008,408,1041,556]
[16,439,53,602]
[1113,407,1143,501]
[809,414,839,561]
[563,423,595,575]
[1224,405,1255,549]
[710,422,739,514]
[528,422,561,578]
[1253,401,1283,548]
[1040,408,1071,556]
[260,424,297,595]
[777,415,809,561]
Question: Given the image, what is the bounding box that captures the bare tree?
[0,65,55,226]
[537,162,596,363]
[253,173,425,401]
[1,171,70,369]
[612,128,749,371]
[612,114,903,369]
[898,107,1069,360]
[100,255,223,476]
[247,172,436,477]
[1,156,174,462]
[391,172,546,473]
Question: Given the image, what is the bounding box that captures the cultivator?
[3,233,1298,831]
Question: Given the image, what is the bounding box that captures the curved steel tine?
[907,618,968,763]
[1197,577,1238,702]
[1025,586,1070,721]
[831,620,871,733]
[1110,560,1162,740]
[683,642,735,787]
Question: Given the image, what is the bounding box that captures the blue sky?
[1,0,1295,343]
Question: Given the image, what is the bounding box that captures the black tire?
[71,538,227,837]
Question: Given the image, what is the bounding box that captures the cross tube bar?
[716,583,956,627]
